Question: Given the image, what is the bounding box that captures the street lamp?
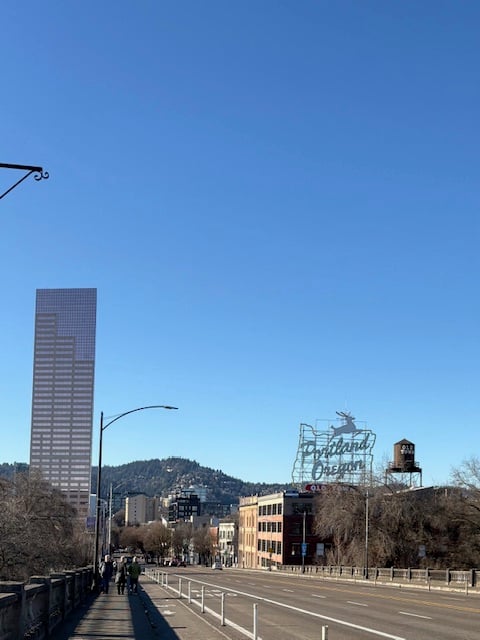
[92,404,178,588]
[302,509,306,574]
[108,480,128,553]
[364,489,369,579]
[0,162,49,199]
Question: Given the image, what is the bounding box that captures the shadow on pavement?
[49,584,183,639]
[135,587,183,639]
[50,592,99,639]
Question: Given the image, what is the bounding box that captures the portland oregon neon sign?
[292,411,376,487]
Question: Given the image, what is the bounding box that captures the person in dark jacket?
[128,556,141,594]
[100,554,114,594]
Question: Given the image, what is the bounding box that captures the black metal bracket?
[0,162,49,200]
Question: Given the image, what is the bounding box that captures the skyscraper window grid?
[29,288,97,519]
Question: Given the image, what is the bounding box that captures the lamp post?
[301,509,306,574]
[108,483,113,554]
[364,489,369,579]
[92,404,178,588]
[107,479,130,553]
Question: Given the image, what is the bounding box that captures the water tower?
[386,439,422,487]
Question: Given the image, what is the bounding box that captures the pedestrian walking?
[115,556,127,594]
[99,554,114,594]
[128,556,141,594]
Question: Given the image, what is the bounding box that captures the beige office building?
[126,494,160,525]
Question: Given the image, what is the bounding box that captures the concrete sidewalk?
[51,577,240,640]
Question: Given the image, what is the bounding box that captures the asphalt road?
[148,566,480,640]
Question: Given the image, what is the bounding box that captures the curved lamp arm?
[93,403,178,588]
[102,405,178,432]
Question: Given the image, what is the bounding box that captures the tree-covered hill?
[94,457,288,504]
[0,458,289,504]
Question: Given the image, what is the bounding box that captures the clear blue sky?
[1,1,478,486]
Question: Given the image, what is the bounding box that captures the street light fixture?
[92,404,178,588]
[0,162,49,199]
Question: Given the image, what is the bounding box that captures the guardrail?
[0,566,94,640]
[277,564,479,591]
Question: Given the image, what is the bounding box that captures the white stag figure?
[331,411,361,437]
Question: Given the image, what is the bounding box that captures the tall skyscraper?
[29,288,97,519]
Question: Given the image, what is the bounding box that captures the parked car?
[212,560,222,570]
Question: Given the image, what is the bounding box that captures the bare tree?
[313,484,366,566]
[172,522,193,560]
[0,471,82,580]
[119,525,146,554]
[192,525,214,566]
[314,479,480,570]
[449,457,480,564]
[143,522,171,565]
[451,456,480,492]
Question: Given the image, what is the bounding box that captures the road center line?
[399,611,432,619]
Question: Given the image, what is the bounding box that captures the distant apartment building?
[238,491,321,569]
[166,484,233,519]
[218,517,238,566]
[125,494,161,525]
[29,288,97,520]
[201,501,233,518]
[168,491,201,523]
[186,484,208,502]
[238,495,258,568]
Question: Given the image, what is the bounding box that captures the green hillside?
[94,456,288,503]
[0,460,288,504]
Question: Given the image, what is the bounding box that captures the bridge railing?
[277,564,479,589]
[0,566,93,640]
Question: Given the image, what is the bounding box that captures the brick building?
[238,490,325,569]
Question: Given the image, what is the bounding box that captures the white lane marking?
[177,577,407,639]
[399,611,432,619]
[312,594,326,598]
[283,589,294,592]
[348,601,368,607]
